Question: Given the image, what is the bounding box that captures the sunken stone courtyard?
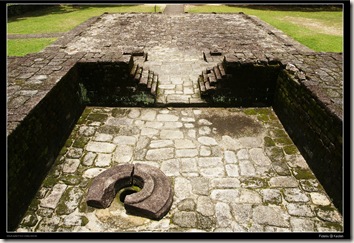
[7,11,343,233]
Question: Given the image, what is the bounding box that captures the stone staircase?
[198,62,227,97]
[128,54,159,96]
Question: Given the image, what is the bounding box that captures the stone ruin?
[7,12,344,232]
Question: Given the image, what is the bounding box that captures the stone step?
[213,66,222,81]
[207,71,217,86]
[147,71,154,89]
[134,66,143,82]
[130,63,139,77]
[218,63,226,77]
[151,74,158,96]
[138,69,149,89]
[199,63,228,96]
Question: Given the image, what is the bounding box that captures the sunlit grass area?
[186,5,343,52]
[7,4,161,56]
[8,4,161,34]
[7,38,57,56]
[7,4,343,56]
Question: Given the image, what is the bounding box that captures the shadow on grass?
[226,4,343,12]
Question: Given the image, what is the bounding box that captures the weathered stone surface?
[95,153,111,167]
[160,159,180,176]
[211,189,239,203]
[86,141,116,153]
[215,202,232,228]
[150,140,174,148]
[172,211,197,228]
[176,199,195,211]
[290,217,315,232]
[283,188,309,203]
[286,203,314,217]
[146,148,174,161]
[224,150,237,163]
[269,176,298,188]
[252,206,289,227]
[15,105,343,232]
[113,145,133,163]
[40,184,67,209]
[196,196,215,216]
[198,136,218,146]
[62,159,80,173]
[309,192,331,206]
[87,163,173,220]
[113,136,137,145]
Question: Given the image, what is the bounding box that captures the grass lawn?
[8,4,161,34]
[7,38,57,56]
[186,5,343,52]
[7,4,343,56]
[7,4,161,56]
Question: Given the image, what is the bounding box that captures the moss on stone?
[42,176,58,187]
[64,138,74,148]
[318,221,343,231]
[267,121,283,129]
[58,146,68,157]
[87,113,108,122]
[299,179,322,192]
[61,175,81,185]
[77,109,91,124]
[257,113,270,122]
[240,177,268,188]
[274,137,293,146]
[23,214,39,227]
[56,187,83,216]
[81,216,89,226]
[292,167,315,180]
[266,146,285,162]
[268,112,278,121]
[283,145,298,155]
[73,136,90,148]
[28,198,40,211]
[78,198,95,213]
[264,136,276,147]
[271,129,288,138]
[243,108,258,115]
[97,125,120,134]
[112,108,128,117]
[55,202,69,216]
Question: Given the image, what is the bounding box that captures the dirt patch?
[281,16,342,36]
[204,112,264,138]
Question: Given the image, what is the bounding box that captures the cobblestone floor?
[139,47,223,105]
[16,107,343,232]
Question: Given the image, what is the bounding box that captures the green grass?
[186,5,343,52]
[8,4,161,34]
[7,4,343,56]
[7,38,57,56]
[7,4,161,56]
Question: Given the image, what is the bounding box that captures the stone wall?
[7,67,84,230]
[7,55,159,230]
[204,62,281,107]
[273,70,342,212]
[76,59,156,107]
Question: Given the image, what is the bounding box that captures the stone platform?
[16,107,342,232]
[7,13,344,233]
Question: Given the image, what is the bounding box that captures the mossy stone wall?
[77,62,155,107]
[7,67,84,230]
[273,70,342,212]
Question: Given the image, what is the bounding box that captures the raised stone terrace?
[7,12,344,233]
